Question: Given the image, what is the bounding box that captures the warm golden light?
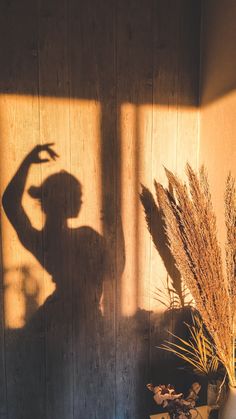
[200,90,236,250]
[120,103,198,315]
[0,93,199,326]
[120,103,138,316]
[125,104,199,314]
[0,95,101,328]
[69,99,102,234]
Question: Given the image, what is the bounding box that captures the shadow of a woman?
[2,144,118,419]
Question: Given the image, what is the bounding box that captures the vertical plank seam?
[176,1,181,175]
[36,0,47,416]
[66,0,75,415]
[173,0,181,334]
[135,109,139,314]
[114,0,118,416]
[197,1,204,169]
[135,108,139,415]
[0,217,8,418]
[149,0,155,385]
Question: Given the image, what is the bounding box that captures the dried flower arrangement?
[147,382,201,418]
[154,164,236,387]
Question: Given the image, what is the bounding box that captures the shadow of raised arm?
[2,144,58,251]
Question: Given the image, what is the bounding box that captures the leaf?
[159,314,220,376]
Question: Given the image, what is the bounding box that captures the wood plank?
[0,0,39,96]
[149,0,200,405]
[116,0,153,417]
[37,0,73,417]
[176,0,201,176]
[149,0,180,400]
[69,0,117,418]
[0,2,45,416]
[0,94,45,419]
[0,220,7,418]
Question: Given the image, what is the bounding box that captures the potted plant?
[151,164,236,418]
[159,312,224,406]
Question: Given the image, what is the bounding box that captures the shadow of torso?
[7,224,113,419]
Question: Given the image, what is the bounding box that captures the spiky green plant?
[159,314,220,381]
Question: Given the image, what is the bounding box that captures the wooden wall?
[200,0,236,247]
[0,1,201,418]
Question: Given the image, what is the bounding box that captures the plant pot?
[219,385,236,419]
[207,383,218,406]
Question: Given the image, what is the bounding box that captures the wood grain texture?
[69,1,117,418]
[38,0,73,417]
[0,0,44,415]
[149,4,200,410]
[0,1,201,418]
[0,221,7,419]
[116,1,153,417]
[200,0,236,250]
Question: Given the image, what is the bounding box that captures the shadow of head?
[28,171,82,220]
